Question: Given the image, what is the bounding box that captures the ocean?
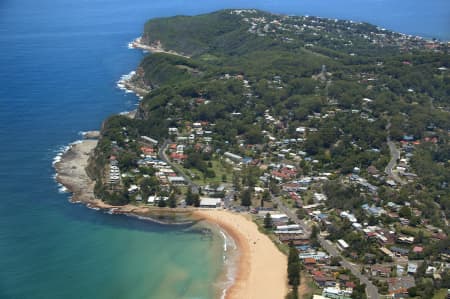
[0,0,448,298]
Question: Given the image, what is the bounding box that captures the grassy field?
[432,289,448,299]
[184,158,233,185]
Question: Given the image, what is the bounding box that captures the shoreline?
[53,138,194,218]
[193,210,288,299]
[54,138,288,299]
[53,37,287,298]
[116,70,151,100]
[128,36,191,58]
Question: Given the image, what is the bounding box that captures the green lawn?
[432,289,448,299]
[184,158,233,185]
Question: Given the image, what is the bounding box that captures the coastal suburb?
[55,9,450,299]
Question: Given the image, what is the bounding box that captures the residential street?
[271,195,380,299]
[158,139,199,193]
[385,139,406,185]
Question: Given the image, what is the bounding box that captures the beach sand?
[55,139,288,298]
[194,210,288,299]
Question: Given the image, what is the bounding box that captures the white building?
[199,197,221,208]
[167,176,186,185]
[298,251,328,260]
[141,135,158,145]
[337,239,349,251]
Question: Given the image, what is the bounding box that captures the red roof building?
[141,146,154,154]
[412,246,423,253]
[170,153,187,161]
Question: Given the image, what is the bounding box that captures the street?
[271,195,380,299]
[158,139,199,193]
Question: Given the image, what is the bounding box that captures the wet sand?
[194,210,288,299]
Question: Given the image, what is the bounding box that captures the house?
[337,239,349,251]
[388,276,415,296]
[396,265,405,276]
[407,262,417,274]
[147,196,168,204]
[224,152,243,163]
[282,182,302,192]
[168,127,178,135]
[397,235,414,244]
[338,275,350,283]
[371,265,391,277]
[299,251,328,261]
[322,286,352,299]
[141,135,158,145]
[199,197,221,208]
[127,184,139,194]
[313,275,336,288]
[141,146,154,155]
[267,213,289,223]
[167,176,186,185]
[276,224,301,231]
[314,193,327,201]
[340,211,357,223]
[391,246,409,256]
[304,258,316,265]
[379,247,394,258]
[170,152,188,163]
[402,135,415,142]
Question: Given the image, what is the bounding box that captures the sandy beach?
[194,210,288,299]
[55,139,288,299]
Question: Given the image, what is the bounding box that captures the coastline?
[54,138,288,299]
[53,138,195,220]
[116,70,151,100]
[194,210,288,299]
[53,31,287,298]
[128,37,191,58]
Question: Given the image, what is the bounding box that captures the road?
[271,195,380,299]
[385,138,406,186]
[384,121,405,186]
[158,139,199,193]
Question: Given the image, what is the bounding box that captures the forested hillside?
[93,9,448,226]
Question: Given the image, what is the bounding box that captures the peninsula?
[56,9,449,299]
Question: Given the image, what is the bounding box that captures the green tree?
[287,244,300,286]
[193,193,200,207]
[241,189,252,207]
[310,224,320,247]
[399,206,412,219]
[351,283,367,299]
[262,190,271,201]
[157,198,167,207]
[269,179,280,195]
[168,193,177,208]
[264,213,273,229]
[296,208,306,219]
[140,176,159,197]
[185,188,194,206]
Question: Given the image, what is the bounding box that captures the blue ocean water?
[0,0,448,298]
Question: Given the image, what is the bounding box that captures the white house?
[337,239,349,251]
